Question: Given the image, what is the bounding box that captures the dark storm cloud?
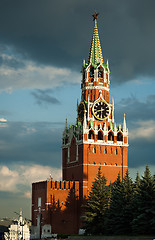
[0,121,63,168]
[0,48,26,69]
[115,94,155,123]
[0,0,155,82]
[114,94,155,169]
[31,89,60,105]
[129,139,155,168]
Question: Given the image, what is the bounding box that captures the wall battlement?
[50,180,79,190]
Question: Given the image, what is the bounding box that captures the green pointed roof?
[88,19,104,66]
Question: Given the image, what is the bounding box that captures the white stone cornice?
[82,86,110,91]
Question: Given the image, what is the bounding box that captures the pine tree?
[104,171,133,235]
[104,173,124,234]
[83,167,110,234]
[120,170,134,234]
[132,165,155,234]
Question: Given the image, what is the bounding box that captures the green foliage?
[83,165,155,236]
[132,165,155,234]
[104,171,134,234]
[83,167,110,234]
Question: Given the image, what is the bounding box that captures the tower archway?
[98,130,104,140]
[98,67,103,78]
[88,130,94,140]
[108,131,114,141]
[117,132,123,141]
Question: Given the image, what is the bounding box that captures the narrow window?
[98,131,103,140]
[108,132,114,141]
[83,70,85,80]
[65,137,68,144]
[98,67,103,78]
[89,130,94,139]
[38,197,41,207]
[115,149,117,155]
[117,132,123,141]
[90,67,94,78]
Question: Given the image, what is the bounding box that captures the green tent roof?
[88,19,104,66]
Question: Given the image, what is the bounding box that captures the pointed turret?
[87,94,90,121]
[123,113,127,132]
[88,13,104,66]
[65,118,68,130]
[112,97,114,122]
[19,208,23,225]
[106,59,109,67]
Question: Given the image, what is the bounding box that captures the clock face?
[92,100,110,120]
[77,102,85,122]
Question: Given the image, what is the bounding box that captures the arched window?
[98,131,103,140]
[104,148,107,154]
[88,130,94,140]
[117,132,123,141]
[65,137,68,144]
[90,67,94,78]
[98,67,103,78]
[93,147,96,153]
[108,131,114,141]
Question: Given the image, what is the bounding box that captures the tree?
[120,170,134,234]
[104,171,133,235]
[104,173,124,234]
[83,167,110,234]
[132,165,155,234]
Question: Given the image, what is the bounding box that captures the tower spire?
[88,11,104,66]
[123,113,127,132]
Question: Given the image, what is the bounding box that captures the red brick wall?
[32,180,80,234]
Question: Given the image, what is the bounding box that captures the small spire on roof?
[106,59,109,67]
[123,113,127,132]
[65,118,68,129]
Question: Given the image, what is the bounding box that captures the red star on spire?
[92,10,99,21]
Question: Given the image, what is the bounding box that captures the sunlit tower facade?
[62,11,128,199]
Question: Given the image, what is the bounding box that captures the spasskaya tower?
[62,11,128,198]
[32,11,129,236]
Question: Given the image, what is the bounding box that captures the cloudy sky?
[0,0,155,219]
